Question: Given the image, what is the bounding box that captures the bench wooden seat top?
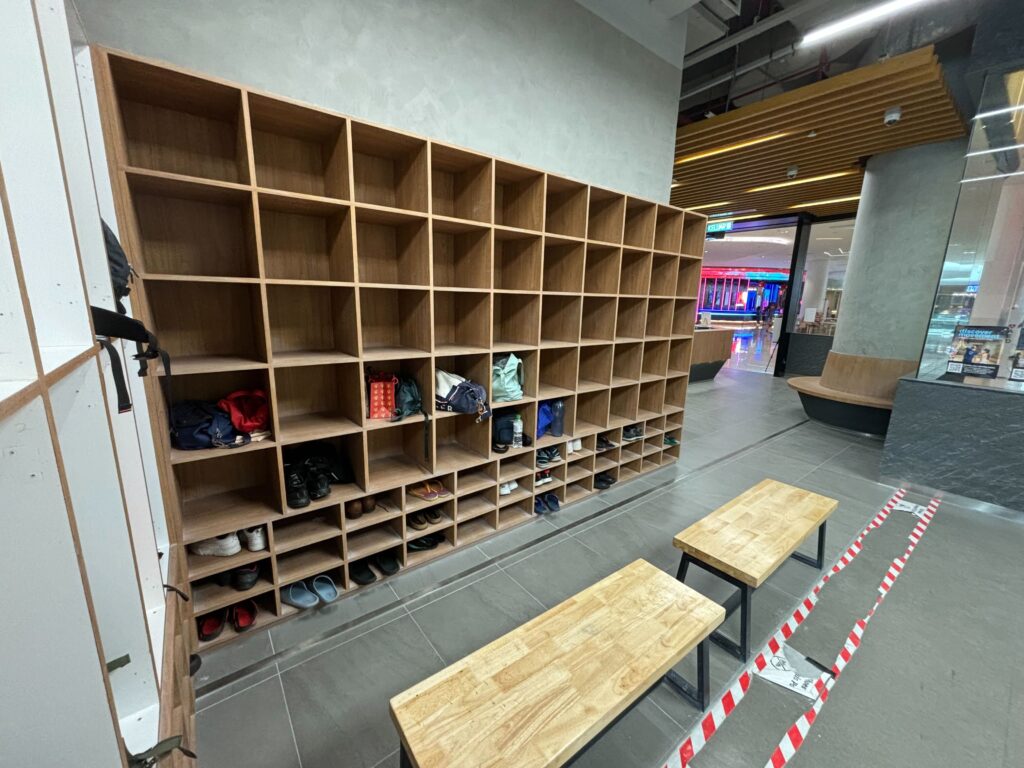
[389,559,724,768]
[673,479,839,588]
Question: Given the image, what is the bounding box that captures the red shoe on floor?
[230,600,258,633]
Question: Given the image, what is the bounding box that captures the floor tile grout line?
[274,611,412,676]
[195,665,281,714]
[197,419,812,699]
[404,565,501,614]
[498,564,550,611]
[370,748,400,768]
[276,672,305,768]
[648,695,687,732]
[407,608,448,666]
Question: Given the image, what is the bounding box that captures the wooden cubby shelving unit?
[92,48,706,650]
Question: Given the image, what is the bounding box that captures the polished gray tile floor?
[194,368,1024,768]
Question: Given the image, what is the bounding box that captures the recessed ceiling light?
[746,170,858,193]
[676,132,791,165]
[709,208,758,218]
[789,195,861,209]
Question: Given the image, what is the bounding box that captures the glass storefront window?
[919,67,1024,392]
[793,218,855,336]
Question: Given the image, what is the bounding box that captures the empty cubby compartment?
[584,245,621,294]
[128,174,258,277]
[493,292,540,350]
[665,376,688,412]
[539,346,579,398]
[655,206,684,253]
[638,380,666,418]
[276,539,345,585]
[360,287,432,358]
[271,506,344,555]
[642,341,670,380]
[681,213,707,256]
[620,251,653,296]
[544,176,588,238]
[434,291,492,354]
[543,240,585,293]
[351,123,429,212]
[258,192,354,281]
[650,255,680,298]
[669,338,692,375]
[541,295,582,345]
[275,362,362,444]
[355,207,430,286]
[249,94,349,198]
[578,344,613,390]
[673,298,697,337]
[436,416,491,471]
[432,219,491,289]
[494,161,544,231]
[494,231,542,291]
[431,144,492,222]
[576,389,610,432]
[587,188,625,244]
[146,281,267,372]
[646,298,674,338]
[581,296,617,342]
[613,343,642,384]
[616,297,648,341]
[677,260,701,297]
[109,55,249,182]
[366,423,433,489]
[267,284,358,365]
[623,198,657,249]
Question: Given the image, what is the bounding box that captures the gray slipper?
[282,581,318,609]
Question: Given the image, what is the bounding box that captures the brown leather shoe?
[345,499,363,519]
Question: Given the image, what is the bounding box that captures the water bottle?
[512,415,523,449]
[550,400,565,438]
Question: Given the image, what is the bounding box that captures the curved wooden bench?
[787,352,917,434]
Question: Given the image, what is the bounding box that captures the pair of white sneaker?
[189,527,266,557]
[565,438,584,454]
[499,480,520,496]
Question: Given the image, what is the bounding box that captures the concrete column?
[832,138,967,360]
[801,254,830,320]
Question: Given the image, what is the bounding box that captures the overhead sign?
[706,220,734,234]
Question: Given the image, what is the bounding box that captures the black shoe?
[189,654,202,677]
[374,549,401,576]
[597,436,617,451]
[305,464,331,501]
[349,560,377,585]
[623,425,644,442]
[232,564,260,591]
[408,532,444,551]
[594,473,617,490]
[285,467,310,509]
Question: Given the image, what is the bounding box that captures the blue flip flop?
[534,496,548,515]
[310,575,339,604]
[282,581,318,609]
[543,493,560,512]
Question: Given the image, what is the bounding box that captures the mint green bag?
[492,353,524,402]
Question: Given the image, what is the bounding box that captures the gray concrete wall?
[832,138,967,361]
[68,0,681,201]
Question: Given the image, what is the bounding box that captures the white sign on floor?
[755,643,832,700]
[893,500,929,519]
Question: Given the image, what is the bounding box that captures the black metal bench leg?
[400,744,413,768]
[709,582,752,662]
[790,521,828,570]
[676,552,690,582]
[663,638,711,711]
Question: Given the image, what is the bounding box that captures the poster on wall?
[946,325,1009,379]
[1011,328,1024,381]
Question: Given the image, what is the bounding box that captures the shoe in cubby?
[431,144,492,223]
[619,249,653,296]
[258,192,354,282]
[355,207,430,286]
[275,362,362,444]
[267,283,358,367]
[351,123,428,212]
[494,230,542,291]
[108,55,249,183]
[282,434,365,510]
[128,173,259,278]
[249,94,350,199]
[360,287,432,359]
[542,239,585,293]
[493,292,540,351]
[347,520,404,579]
[146,280,268,374]
[540,294,582,348]
[434,291,491,355]
[587,188,625,245]
[432,218,491,289]
[494,161,544,231]
[544,176,587,238]
[406,526,456,567]
[623,197,657,250]
[584,245,620,294]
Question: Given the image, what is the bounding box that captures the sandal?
[409,511,429,531]
[424,507,442,525]
[409,483,438,501]
[427,481,451,498]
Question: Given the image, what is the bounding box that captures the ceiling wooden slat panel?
[671,45,966,218]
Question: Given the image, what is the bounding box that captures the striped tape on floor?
[761,497,940,768]
[663,489,908,768]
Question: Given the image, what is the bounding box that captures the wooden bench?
[390,559,724,768]
[673,479,838,662]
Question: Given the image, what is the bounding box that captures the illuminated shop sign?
[706,221,734,233]
[702,267,791,281]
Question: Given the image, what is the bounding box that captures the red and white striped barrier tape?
[762,497,940,768]
[663,488,908,768]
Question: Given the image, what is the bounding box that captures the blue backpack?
[170,401,244,450]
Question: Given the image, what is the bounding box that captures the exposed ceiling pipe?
[679,43,798,101]
[684,0,831,69]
